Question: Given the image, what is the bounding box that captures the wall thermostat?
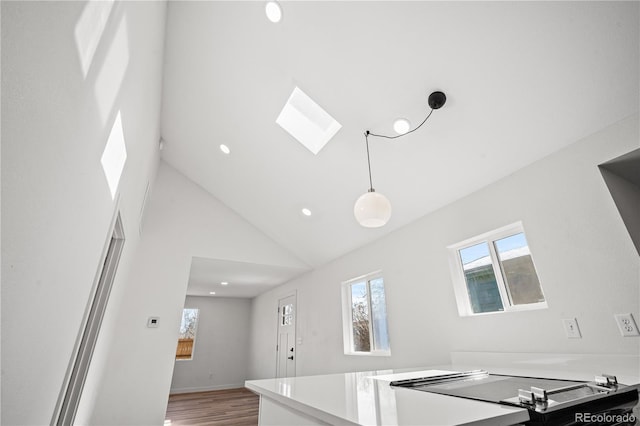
[147,317,160,328]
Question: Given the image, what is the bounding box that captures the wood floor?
[165,387,259,426]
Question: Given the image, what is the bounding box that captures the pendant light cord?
[365,132,374,191]
[363,107,436,191]
[366,108,434,140]
[355,91,445,227]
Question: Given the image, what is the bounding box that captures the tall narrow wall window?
[176,308,199,360]
[341,272,390,356]
[448,222,546,316]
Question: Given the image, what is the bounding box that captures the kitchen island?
[245,368,529,425]
[246,352,640,425]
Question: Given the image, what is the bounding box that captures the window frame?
[341,271,391,357]
[447,222,547,317]
[176,308,200,361]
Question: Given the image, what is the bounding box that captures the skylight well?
[101,111,127,199]
[276,87,341,155]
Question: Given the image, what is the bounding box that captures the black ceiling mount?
[428,91,446,110]
[364,88,446,141]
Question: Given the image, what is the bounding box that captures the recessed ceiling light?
[209,291,216,295]
[393,118,411,135]
[220,144,230,154]
[301,208,312,216]
[276,87,342,155]
[221,281,229,286]
[265,1,282,23]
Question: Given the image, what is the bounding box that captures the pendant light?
[354,132,392,228]
[354,91,446,228]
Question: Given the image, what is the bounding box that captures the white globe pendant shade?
[265,1,282,23]
[354,191,392,228]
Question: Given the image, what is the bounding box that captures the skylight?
[101,111,127,199]
[276,87,342,155]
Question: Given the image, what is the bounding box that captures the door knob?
[287,355,294,360]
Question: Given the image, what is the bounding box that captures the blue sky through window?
[495,232,527,253]
[459,242,489,265]
[351,281,366,300]
[460,233,528,265]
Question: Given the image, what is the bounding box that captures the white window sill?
[345,351,391,357]
[459,301,548,317]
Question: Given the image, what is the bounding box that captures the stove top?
[391,370,639,425]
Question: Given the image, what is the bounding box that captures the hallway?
[164,388,258,426]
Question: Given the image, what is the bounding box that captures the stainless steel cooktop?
[391,370,639,425]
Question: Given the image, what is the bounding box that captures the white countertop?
[245,367,529,426]
[245,364,640,426]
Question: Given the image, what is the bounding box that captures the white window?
[448,222,547,316]
[176,308,199,360]
[341,272,391,356]
[281,303,294,326]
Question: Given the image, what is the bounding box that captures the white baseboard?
[170,383,246,394]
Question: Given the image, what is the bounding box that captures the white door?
[276,294,296,378]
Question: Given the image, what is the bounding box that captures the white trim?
[447,221,547,317]
[169,383,246,394]
[345,351,391,357]
[275,292,297,378]
[138,180,150,236]
[343,269,383,285]
[450,221,526,248]
[487,237,512,307]
[53,205,125,425]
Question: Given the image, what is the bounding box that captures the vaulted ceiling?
[160,1,639,295]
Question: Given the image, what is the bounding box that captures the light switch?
[562,318,582,338]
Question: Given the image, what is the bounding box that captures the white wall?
[170,296,252,393]
[600,163,640,256]
[249,115,640,380]
[1,1,166,424]
[82,162,308,425]
[3,3,637,424]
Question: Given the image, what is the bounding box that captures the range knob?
[531,386,549,403]
[595,374,618,387]
[518,389,535,405]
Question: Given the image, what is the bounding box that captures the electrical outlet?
[614,313,640,337]
[562,318,582,338]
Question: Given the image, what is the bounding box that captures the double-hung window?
[448,222,546,316]
[341,272,391,356]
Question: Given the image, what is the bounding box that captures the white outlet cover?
[614,313,640,337]
[562,318,582,338]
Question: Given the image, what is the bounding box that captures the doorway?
[276,294,296,378]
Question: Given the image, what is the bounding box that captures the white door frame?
[275,291,297,378]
